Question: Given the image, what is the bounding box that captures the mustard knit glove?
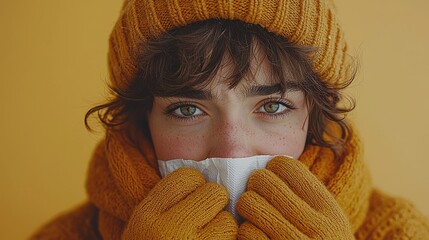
[237,156,354,240]
[122,168,238,239]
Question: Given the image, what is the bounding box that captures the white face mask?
[158,155,292,221]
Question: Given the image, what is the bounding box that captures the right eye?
[171,105,204,118]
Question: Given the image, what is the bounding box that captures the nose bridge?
[209,116,255,158]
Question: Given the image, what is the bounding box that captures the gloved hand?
[122,168,238,239]
[237,156,354,240]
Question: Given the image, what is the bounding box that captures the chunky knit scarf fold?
[85,128,372,239]
[31,126,429,239]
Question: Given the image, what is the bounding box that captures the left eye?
[258,102,288,114]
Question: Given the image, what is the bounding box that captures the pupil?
[264,103,279,113]
[180,106,196,116]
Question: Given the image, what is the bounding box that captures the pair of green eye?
[178,102,281,116]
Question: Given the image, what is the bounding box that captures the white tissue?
[158,155,291,221]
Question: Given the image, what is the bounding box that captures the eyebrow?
[243,82,303,97]
[171,82,302,100]
[172,90,214,100]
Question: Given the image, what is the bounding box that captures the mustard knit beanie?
[108,0,350,91]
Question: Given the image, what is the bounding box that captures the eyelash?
[164,98,296,122]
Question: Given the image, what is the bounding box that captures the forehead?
[205,42,299,98]
[146,23,307,99]
[215,46,271,84]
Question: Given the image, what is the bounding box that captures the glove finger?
[247,169,325,235]
[237,191,307,240]
[198,211,238,239]
[238,221,269,240]
[164,182,229,228]
[267,156,340,215]
[139,168,205,215]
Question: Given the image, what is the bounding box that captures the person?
[31,0,429,239]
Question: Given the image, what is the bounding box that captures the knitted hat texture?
[108,0,351,91]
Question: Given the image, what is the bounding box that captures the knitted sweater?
[31,130,429,239]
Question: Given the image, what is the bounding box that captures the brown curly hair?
[85,19,356,155]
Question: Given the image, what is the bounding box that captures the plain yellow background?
[1,1,428,239]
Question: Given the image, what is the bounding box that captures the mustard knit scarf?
[86,129,372,239]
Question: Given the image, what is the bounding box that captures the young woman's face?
[148,48,309,161]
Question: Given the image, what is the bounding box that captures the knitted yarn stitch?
[108,0,351,92]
